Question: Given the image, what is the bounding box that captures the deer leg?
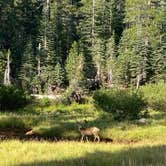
[86,136,89,142]
[94,136,96,142]
[81,135,84,142]
[97,136,100,142]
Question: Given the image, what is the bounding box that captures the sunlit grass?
[0,104,166,141]
[0,99,166,166]
[0,140,166,166]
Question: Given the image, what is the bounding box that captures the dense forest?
[0,1,166,165]
[0,0,165,94]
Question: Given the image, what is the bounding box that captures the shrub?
[93,88,146,120]
[0,85,27,110]
[140,81,166,111]
[37,98,51,107]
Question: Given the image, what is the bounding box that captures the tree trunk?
[38,43,41,76]
[96,61,101,81]
[108,65,113,86]
[92,0,95,39]
[4,49,11,85]
[44,0,50,49]
[136,74,141,90]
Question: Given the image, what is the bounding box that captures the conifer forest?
[0,0,165,94]
[1,1,166,166]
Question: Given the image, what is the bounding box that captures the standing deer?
[77,123,100,142]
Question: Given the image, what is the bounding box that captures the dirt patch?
[0,128,29,139]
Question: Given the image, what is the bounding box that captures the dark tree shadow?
[16,144,166,166]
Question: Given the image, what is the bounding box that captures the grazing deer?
[25,130,34,136]
[77,123,100,142]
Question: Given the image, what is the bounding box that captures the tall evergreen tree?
[117,0,161,87]
[19,38,35,93]
[78,0,114,84]
[65,41,85,90]
[105,35,116,86]
[152,0,166,81]
[112,0,125,46]
[36,0,58,93]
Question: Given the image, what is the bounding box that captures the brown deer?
[77,123,100,142]
[25,130,34,136]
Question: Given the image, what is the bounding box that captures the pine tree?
[65,41,84,90]
[77,0,97,80]
[105,35,116,86]
[53,62,66,88]
[45,62,66,94]
[19,38,35,93]
[152,0,166,81]
[36,0,57,93]
[92,38,106,84]
[112,0,125,46]
[96,0,113,39]
[78,0,114,83]
[117,0,161,87]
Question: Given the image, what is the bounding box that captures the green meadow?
[0,83,166,166]
[0,103,166,166]
[0,140,166,166]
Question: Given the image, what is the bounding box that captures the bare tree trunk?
[136,74,141,90]
[91,0,95,47]
[4,49,11,85]
[92,0,95,40]
[96,62,101,81]
[108,65,113,86]
[44,0,50,49]
[38,43,41,76]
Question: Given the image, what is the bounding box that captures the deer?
[77,123,100,142]
[25,130,34,136]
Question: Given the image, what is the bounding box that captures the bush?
[140,81,166,111]
[93,88,146,120]
[0,85,27,110]
[37,98,51,107]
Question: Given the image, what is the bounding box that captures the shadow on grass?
[17,144,166,166]
[1,108,165,142]
[0,112,150,142]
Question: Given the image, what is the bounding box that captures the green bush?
[140,81,166,111]
[37,98,51,107]
[0,85,27,110]
[93,88,145,120]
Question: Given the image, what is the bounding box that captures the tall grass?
[0,110,166,142]
[0,140,166,166]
